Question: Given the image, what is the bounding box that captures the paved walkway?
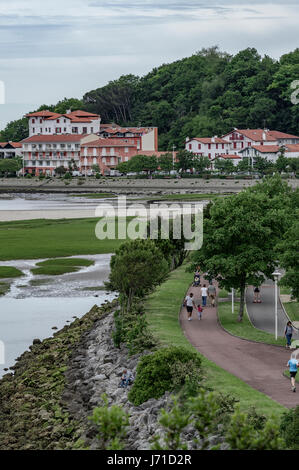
[180,282,299,408]
[246,281,299,340]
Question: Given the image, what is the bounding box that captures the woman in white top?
[201,285,208,307]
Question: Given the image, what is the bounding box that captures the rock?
[33,338,41,345]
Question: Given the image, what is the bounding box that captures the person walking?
[287,355,298,392]
[201,285,208,307]
[285,321,294,349]
[197,303,203,320]
[253,286,261,303]
[207,282,216,307]
[184,292,196,321]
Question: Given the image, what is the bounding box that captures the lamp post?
[172,145,176,172]
[272,271,281,340]
[231,288,234,313]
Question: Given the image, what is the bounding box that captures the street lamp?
[272,270,281,340]
[172,145,176,171]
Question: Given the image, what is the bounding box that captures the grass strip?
[283,302,299,323]
[217,301,286,347]
[0,266,23,278]
[31,258,94,276]
[145,265,286,417]
[0,218,130,261]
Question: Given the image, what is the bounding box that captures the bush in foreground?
[128,347,202,405]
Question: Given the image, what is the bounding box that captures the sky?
[0,0,299,130]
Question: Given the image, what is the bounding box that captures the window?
[198,144,201,149]
[222,144,224,149]
[56,128,61,133]
[32,119,35,124]
[33,128,35,133]
[83,127,87,134]
[125,147,128,153]
[216,144,219,150]
[57,119,60,123]
[72,127,78,134]
[40,128,42,133]
[189,144,192,150]
[208,144,211,149]
[40,119,43,124]
[64,128,67,132]
[90,127,93,133]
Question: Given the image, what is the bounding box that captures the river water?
[0,190,116,377]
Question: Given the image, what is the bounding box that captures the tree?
[193,156,210,174]
[277,220,299,300]
[147,216,189,269]
[159,153,173,174]
[191,177,292,321]
[116,161,130,175]
[176,150,194,173]
[276,148,288,173]
[0,158,22,176]
[55,166,67,176]
[214,158,234,175]
[254,156,274,176]
[109,239,169,311]
[237,157,251,173]
[128,154,158,177]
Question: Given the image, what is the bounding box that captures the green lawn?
[0,266,23,278]
[283,302,299,322]
[217,301,285,347]
[31,257,94,276]
[145,265,286,418]
[0,218,130,260]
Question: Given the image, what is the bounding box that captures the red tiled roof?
[268,131,299,140]
[26,110,57,118]
[285,144,299,152]
[223,129,299,142]
[189,137,228,144]
[136,151,177,158]
[0,142,22,148]
[100,127,152,135]
[251,145,279,153]
[67,110,99,118]
[22,134,87,143]
[82,138,136,148]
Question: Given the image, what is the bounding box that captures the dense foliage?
[2,47,299,147]
[128,347,202,405]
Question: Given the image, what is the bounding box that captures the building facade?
[26,110,101,137]
[0,142,22,159]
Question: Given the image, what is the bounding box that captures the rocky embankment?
[2,176,296,196]
[0,302,226,450]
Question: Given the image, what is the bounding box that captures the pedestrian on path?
[184,293,196,321]
[287,355,298,392]
[207,282,216,307]
[253,286,261,303]
[201,285,208,307]
[197,303,203,320]
[285,321,294,348]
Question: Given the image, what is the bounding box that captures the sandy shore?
[0,209,98,221]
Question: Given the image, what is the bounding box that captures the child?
[197,303,203,320]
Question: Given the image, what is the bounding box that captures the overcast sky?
[0,0,298,129]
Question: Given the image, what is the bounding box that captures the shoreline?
[1,177,297,196]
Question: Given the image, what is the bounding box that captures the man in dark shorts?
[287,356,298,392]
[184,293,196,321]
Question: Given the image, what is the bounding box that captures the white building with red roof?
[240,143,299,163]
[0,142,22,159]
[99,125,158,153]
[26,110,101,137]
[185,137,231,160]
[222,128,299,153]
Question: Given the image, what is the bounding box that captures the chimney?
[211,137,215,143]
[66,109,71,114]
[262,130,267,141]
[186,137,189,142]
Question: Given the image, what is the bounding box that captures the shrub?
[89,394,129,450]
[128,347,202,405]
[95,173,101,179]
[64,172,72,180]
[39,173,45,180]
[25,173,32,178]
[280,406,299,449]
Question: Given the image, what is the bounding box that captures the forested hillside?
[1,47,299,149]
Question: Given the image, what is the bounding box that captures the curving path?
[180,282,299,408]
[246,281,299,339]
